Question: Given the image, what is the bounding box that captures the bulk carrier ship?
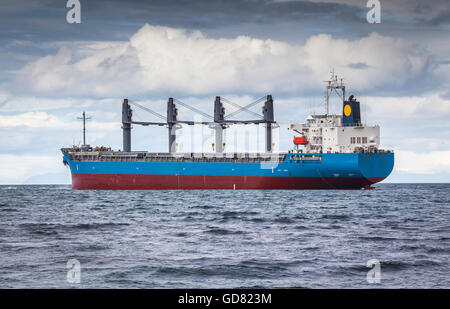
[62,73,394,190]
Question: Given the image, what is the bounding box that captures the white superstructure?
[289,72,380,154]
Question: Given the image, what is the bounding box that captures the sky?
[0,0,449,184]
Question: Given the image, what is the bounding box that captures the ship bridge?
[289,73,381,154]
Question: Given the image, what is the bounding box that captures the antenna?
[324,70,346,116]
[77,111,92,146]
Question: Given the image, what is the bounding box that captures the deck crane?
[122,95,276,153]
[214,95,276,152]
[122,98,215,153]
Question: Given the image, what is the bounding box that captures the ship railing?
[289,154,322,163]
[377,149,394,153]
[67,151,287,163]
[353,148,394,154]
[290,123,379,129]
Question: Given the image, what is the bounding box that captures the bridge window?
[357,137,361,143]
[362,137,367,143]
[350,137,356,144]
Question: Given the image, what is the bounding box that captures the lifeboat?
[293,136,308,145]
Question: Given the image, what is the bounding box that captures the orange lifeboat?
[293,136,308,145]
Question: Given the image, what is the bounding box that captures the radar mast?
[325,70,346,116]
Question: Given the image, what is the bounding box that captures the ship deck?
[62,149,289,163]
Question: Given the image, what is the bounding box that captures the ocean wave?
[204,227,246,235]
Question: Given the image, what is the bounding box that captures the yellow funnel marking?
[344,104,352,117]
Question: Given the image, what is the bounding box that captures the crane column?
[214,96,226,153]
[263,95,274,153]
[122,99,132,152]
[167,98,178,153]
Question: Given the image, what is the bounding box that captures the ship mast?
[325,70,346,116]
[77,111,91,146]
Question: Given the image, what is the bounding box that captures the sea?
[0,184,448,289]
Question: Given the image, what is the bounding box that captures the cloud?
[0,0,362,33]
[0,91,9,105]
[395,150,450,174]
[362,94,450,123]
[429,11,450,26]
[347,62,369,69]
[305,0,450,21]
[0,112,69,128]
[15,24,436,98]
[0,96,121,113]
[0,111,119,132]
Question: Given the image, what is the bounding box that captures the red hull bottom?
[72,173,385,190]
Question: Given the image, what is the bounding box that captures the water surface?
[0,184,448,288]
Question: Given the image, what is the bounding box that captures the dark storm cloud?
[2,0,447,47]
[428,11,450,26]
[81,0,358,25]
[0,0,370,44]
[347,62,369,69]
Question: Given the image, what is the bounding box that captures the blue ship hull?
[63,152,394,190]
